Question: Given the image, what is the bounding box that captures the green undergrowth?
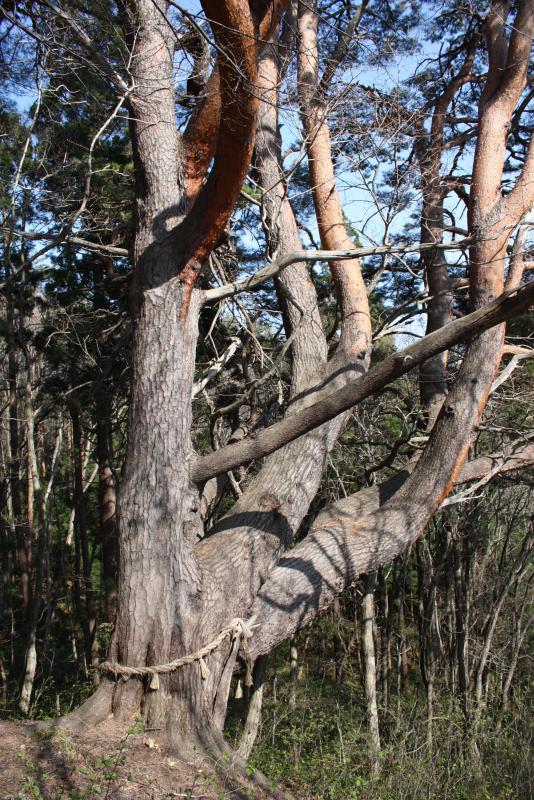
[225,646,532,800]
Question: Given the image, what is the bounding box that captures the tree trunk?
[93,262,119,624]
[416,41,475,428]
[361,573,381,772]
[5,291,31,614]
[289,638,298,710]
[237,655,268,760]
[70,406,98,675]
[95,397,118,624]
[58,3,534,780]
[19,353,49,715]
[109,283,212,752]
[453,539,469,723]
[377,568,390,712]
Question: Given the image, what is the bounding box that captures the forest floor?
[0,720,270,800]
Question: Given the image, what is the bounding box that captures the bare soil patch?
[0,719,268,800]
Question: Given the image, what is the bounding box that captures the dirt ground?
[0,719,269,799]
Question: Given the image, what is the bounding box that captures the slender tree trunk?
[95,397,118,624]
[418,544,436,751]
[297,0,371,369]
[332,597,345,684]
[5,294,30,614]
[237,655,268,760]
[415,42,475,427]
[361,573,381,772]
[93,263,119,624]
[70,406,99,675]
[398,562,409,688]
[19,356,49,715]
[453,539,469,724]
[377,569,390,712]
[108,285,212,752]
[472,531,532,732]
[289,637,298,711]
[496,602,532,731]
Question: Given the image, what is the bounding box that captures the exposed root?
[34,680,114,736]
[196,727,294,800]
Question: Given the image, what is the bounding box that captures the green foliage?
[226,633,532,800]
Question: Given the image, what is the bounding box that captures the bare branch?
[192,337,241,398]
[0,229,129,259]
[39,0,129,92]
[490,349,534,392]
[203,238,474,302]
[316,0,368,98]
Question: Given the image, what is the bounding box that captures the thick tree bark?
[110,283,207,749]
[72,0,265,753]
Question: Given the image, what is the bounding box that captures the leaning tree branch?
[203,238,474,302]
[490,349,534,392]
[505,134,534,223]
[192,278,534,482]
[192,337,242,398]
[181,0,288,206]
[315,0,368,99]
[297,0,371,364]
[243,298,526,659]
[455,441,534,485]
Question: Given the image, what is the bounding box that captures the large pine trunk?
[111,282,204,748]
[71,0,273,759]
[92,278,244,757]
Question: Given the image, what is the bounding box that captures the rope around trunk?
[98,617,256,691]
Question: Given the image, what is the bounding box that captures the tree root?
[196,727,294,800]
[33,683,291,800]
[34,680,114,736]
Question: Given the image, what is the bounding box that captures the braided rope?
[98,617,256,691]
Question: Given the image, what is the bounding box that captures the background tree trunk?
[361,573,381,772]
